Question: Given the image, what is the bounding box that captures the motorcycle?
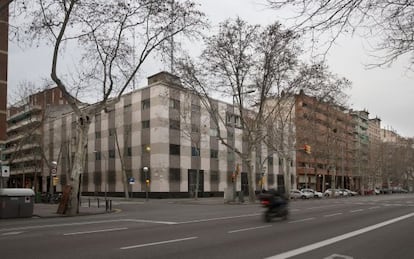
[259,193,289,222]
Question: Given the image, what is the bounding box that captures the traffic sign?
[1,166,10,177]
[129,177,135,185]
[51,168,57,176]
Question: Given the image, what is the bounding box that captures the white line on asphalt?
[324,213,342,218]
[288,218,315,224]
[368,206,380,210]
[265,212,414,259]
[63,227,128,236]
[178,213,260,224]
[228,225,272,234]
[1,231,24,236]
[123,219,178,225]
[120,236,198,250]
[0,219,127,233]
[350,209,363,213]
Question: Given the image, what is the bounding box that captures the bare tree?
[267,0,414,69]
[13,0,205,215]
[177,18,349,201]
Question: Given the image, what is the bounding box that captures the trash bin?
[0,188,35,219]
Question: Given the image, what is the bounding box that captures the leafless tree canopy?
[177,17,351,200]
[267,0,414,68]
[11,0,205,215]
[14,0,206,105]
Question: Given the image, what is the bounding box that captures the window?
[109,149,116,158]
[124,103,132,111]
[142,99,150,110]
[95,132,101,139]
[191,104,200,113]
[210,128,218,137]
[191,124,199,133]
[227,151,234,161]
[109,128,116,136]
[125,147,132,157]
[210,149,218,159]
[210,171,219,182]
[169,99,180,109]
[192,147,200,156]
[268,156,273,166]
[170,144,180,155]
[95,151,101,161]
[169,168,181,182]
[142,120,150,129]
[169,119,180,130]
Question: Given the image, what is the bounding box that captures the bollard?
[109,200,112,211]
[97,198,100,208]
[88,198,91,208]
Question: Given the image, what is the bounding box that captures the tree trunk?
[247,154,256,202]
[65,121,89,215]
[283,157,292,195]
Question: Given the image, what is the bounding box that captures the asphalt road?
[1,194,414,259]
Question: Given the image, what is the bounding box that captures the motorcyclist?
[267,188,288,210]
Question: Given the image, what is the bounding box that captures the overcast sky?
[7,0,413,137]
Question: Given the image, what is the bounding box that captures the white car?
[290,189,313,199]
[301,188,323,198]
[324,188,342,197]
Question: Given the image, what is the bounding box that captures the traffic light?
[304,144,311,154]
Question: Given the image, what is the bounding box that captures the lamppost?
[232,89,255,201]
[143,166,149,201]
[50,161,57,197]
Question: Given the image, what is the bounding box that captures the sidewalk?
[33,200,110,218]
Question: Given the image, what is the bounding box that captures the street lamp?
[50,161,57,197]
[143,166,149,201]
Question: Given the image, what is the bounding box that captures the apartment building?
[0,0,9,181]
[3,87,69,191]
[350,110,370,191]
[42,72,289,198]
[367,117,382,189]
[295,92,355,192]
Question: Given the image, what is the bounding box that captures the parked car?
[290,189,312,199]
[340,189,358,196]
[324,188,342,197]
[300,188,323,198]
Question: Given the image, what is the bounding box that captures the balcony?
[7,105,42,122]
[7,116,42,133]
[6,129,42,144]
[2,143,41,155]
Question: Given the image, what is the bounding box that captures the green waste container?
[0,188,35,219]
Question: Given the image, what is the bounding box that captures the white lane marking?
[228,225,272,234]
[1,231,24,236]
[324,213,342,218]
[178,213,260,224]
[265,212,414,259]
[120,236,198,250]
[0,219,127,232]
[350,209,363,213]
[324,254,353,259]
[64,227,128,236]
[123,219,178,225]
[288,218,315,224]
[0,218,176,233]
[368,206,380,210]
